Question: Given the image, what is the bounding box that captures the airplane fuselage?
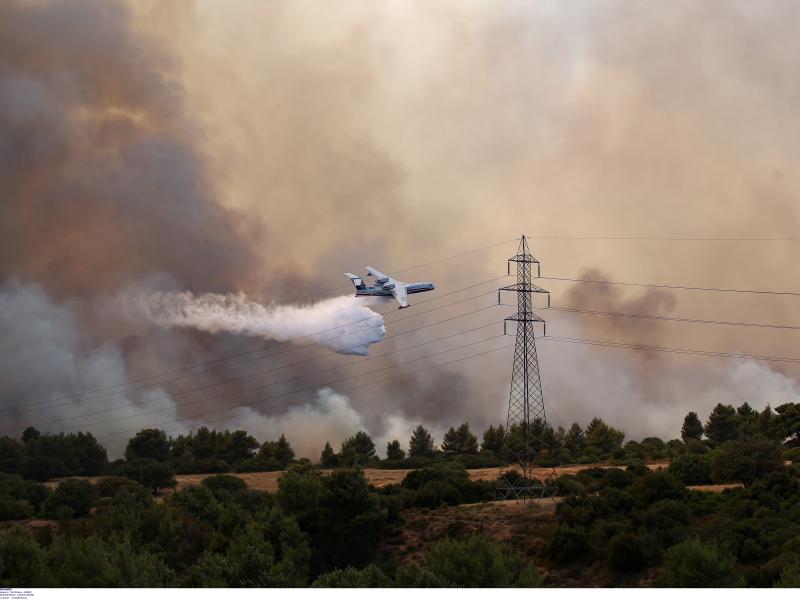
[354,282,434,297]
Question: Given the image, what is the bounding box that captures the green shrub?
[546,523,588,563]
[0,528,53,586]
[655,537,743,587]
[424,535,541,587]
[608,531,661,573]
[312,565,392,587]
[42,479,96,519]
[711,438,784,486]
[0,497,33,521]
[629,471,685,505]
[668,454,712,485]
[394,563,448,587]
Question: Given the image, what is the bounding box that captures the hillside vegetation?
[1,401,799,587]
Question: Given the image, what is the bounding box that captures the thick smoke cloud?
[3,0,800,458]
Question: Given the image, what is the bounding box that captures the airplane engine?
[375,276,389,284]
[382,283,395,290]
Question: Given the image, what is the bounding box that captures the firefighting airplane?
[345,267,435,309]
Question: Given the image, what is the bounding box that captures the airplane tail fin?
[344,273,366,290]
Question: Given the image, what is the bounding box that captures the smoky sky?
[3,0,800,457]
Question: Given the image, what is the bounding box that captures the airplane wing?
[366,266,389,281]
[392,284,409,308]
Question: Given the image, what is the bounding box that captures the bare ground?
[47,460,744,496]
[378,498,662,587]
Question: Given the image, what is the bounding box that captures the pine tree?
[408,425,435,458]
[339,431,376,465]
[481,425,506,455]
[681,412,704,441]
[320,442,337,467]
[385,440,405,461]
[564,423,585,455]
[259,433,295,468]
[441,423,479,455]
[704,404,739,444]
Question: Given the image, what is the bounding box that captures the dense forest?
[1,400,799,587]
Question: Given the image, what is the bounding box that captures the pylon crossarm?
[498,283,549,294]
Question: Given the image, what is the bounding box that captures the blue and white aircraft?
[345,267,435,309]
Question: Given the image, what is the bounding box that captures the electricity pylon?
[497,235,557,501]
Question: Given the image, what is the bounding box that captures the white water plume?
[124,290,386,355]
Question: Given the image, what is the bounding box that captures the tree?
[0,528,53,586]
[668,453,712,485]
[277,463,323,533]
[756,405,779,440]
[319,442,337,468]
[584,418,625,455]
[0,436,23,474]
[42,479,96,519]
[409,425,435,458]
[385,440,405,461]
[656,537,743,587]
[423,535,541,587]
[21,427,40,443]
[481,425,506,455]
[0,474,49,520]
[314,469,387,570]
[775,402,800,445]
[134,460,177,495]
[564,423,586,455]
[704,404,739,444]
[193,507,309,587]
[711,437,784,486]
[259,434,295,468]
[681,411,704,441]
[125,429,170,463]
[608,531,661,573]
[224,430,259,464]
[339,431,376,466]
[441,422,478,455]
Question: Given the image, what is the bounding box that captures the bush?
[783,447,800,463]
[312,565,392,587]
[655,537,743,587]
[668,454,712,485]
[0,528,53,586]
[95,476,139,499]
[201,474,247,495]
[641,499,691,546]
[712,438,784,486]
[394,563,448,587]
[0,497,33,521]
[424,535,541,587]
[42,479,96,519]
[629,471,685,505]
[608,531,661,573]
[122,460,177,495]
[546,524,588,563]
[0,474,49,518]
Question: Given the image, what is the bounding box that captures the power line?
[5,274,511,416]
[539,276,800,298]
[96,333,514,443]
[529,305,800,331]
[540,335,800,365]
[3,297,506,431]
[527,235,800,241]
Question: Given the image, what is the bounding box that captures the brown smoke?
[4,1,800,456]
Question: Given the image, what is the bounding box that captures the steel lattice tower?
[497,235,557,501]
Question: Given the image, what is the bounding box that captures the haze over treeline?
[2,0,800,457]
